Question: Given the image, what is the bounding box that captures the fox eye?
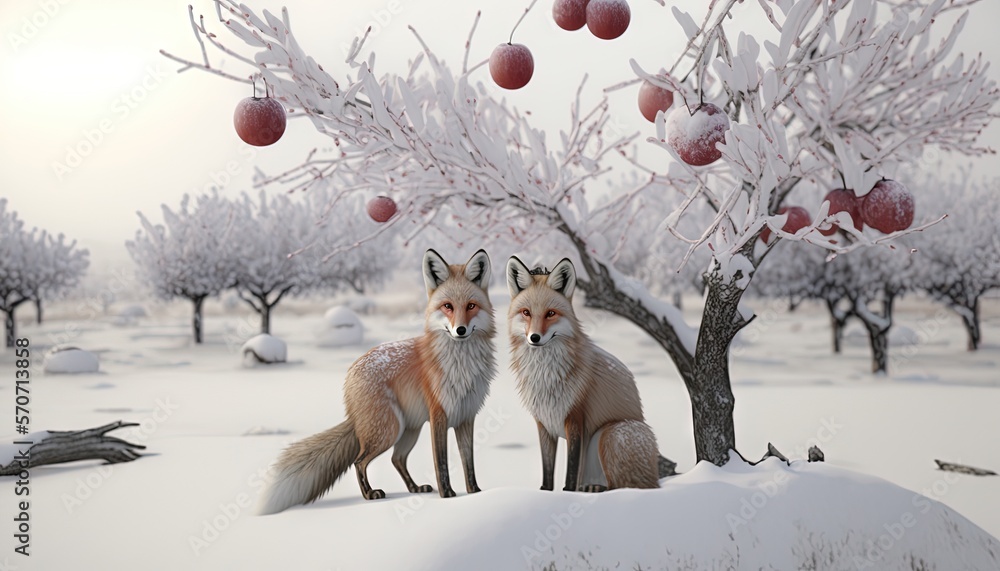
[443,303,453,311]
[521,309,531,317]
[546,310,557,318]
[467,303,477,311]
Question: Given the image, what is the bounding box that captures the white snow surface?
[0,431,52,467]
[1,292,998,569]
[241,333,287,365]
[43,347,100,374]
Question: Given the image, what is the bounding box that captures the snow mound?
[112,304,148,326]
[241,334,287,366]
[890,325,920,346]
[399,457,1000,571]
[318,305,364,347]
[44,347,100,374]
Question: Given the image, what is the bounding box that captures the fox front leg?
[537,421,557,491]
[455,419,481,494]
[563,414,584,492]
[428,406,457,498]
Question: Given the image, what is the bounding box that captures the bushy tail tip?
[256,420,359,515]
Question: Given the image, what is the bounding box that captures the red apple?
[586,0,630,40]
[234,96,286,146]
[818,188,863,236]
[861,179,915,233]
[367,196,397,223]
[489,43,534,90]
[553,0,589,31]
[760,206,811,244]
[638,80,674,123]
[666,103,730,166]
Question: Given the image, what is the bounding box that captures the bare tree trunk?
[688,273,741,465]
[955,298,982,351]
[854,295,892,374]
[824,298,851,354]
[4,308,14,348]
[565,225,750,466]
[261,302,271,335]
[35,298,43,325]
[672,291,683,310]
[3,299,27,348]
[191,295,206,344]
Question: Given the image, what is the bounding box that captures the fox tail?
[257,419,360,515]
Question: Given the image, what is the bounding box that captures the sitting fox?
[506,256,661,492]
[258,249,497,514]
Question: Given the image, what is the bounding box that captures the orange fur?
[507,256,660,492]
[258,249,496,514]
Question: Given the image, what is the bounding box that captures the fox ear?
[546,258,576,300]
[463,249,491,290]
[506,256,533,299]
[423,249,450,295]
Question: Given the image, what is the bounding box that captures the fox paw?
[579,484,607,493]
[364,489,386,500]
[467,484,482,494]
[410,484,434,493]
[439,487,457,498]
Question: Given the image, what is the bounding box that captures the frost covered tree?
[164,0,997,464]
[127,192,241,344]
[910,172,1000,350]
[231,190,397,334]
[762,238,915,373]
[0,200,89,347]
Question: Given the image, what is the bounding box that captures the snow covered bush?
[0,199,89,347]
[127,192,241,344]
[318,305,364,347]
[241,333,287,365]
[43,346,100,374]
[164,0,998,464]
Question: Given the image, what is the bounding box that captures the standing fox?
[258,249,497,515]
[507,256,660,492]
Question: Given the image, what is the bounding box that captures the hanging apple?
[489,43,534,90]
[553,0,589,31]
[818,188,864,235]
[367,196,397,223]
[666,103,730,166]
[586,0,630,40]
[760,206,811,244]
[637,80,674,123]
[861,179,915,233]
[234,91,286,147]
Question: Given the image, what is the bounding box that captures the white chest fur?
[430,333,497,426]
[512,341,585,439]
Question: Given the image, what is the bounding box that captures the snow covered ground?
[1,288,999,570]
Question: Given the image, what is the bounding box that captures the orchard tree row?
[753,172,1000,372]
[126,189,397,343]
[164,0,998,464]
[0,199,90,347]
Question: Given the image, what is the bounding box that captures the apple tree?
[909,171,1000,350]
[230,189,398,334]
[164,0,998,465]
[127,192,241,344]
[0,199,90,347]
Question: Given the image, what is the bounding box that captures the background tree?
[0,199,89,347]
[164,0,998,464]
[127,192,240,344]
[230,190,397,334]
[910,172,1000,350]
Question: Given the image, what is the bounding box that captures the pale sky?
[2,1,999,271]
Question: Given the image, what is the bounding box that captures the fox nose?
[456,326,467,336]
[529,333,541,344]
